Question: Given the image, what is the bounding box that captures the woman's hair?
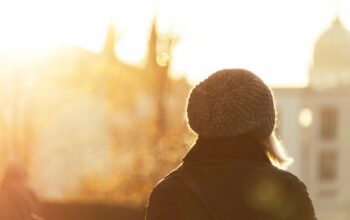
[260,132,293,169]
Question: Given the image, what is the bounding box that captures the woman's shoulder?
[148,167,187,201]
[146,167,189,220]
[267,168,317,219]
[269,167,309,190]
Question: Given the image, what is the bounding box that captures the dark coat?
[146,136,317,220]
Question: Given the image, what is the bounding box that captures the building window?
[320,108,338,139]
[318,150,338,182]
[299,108,313,128]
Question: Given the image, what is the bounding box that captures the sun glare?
[0,0,348,86]
[1,0,350,215]
[0,0,150,55]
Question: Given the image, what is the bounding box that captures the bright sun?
[0,0,348,86]
[0,0,110,54]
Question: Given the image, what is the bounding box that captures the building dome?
[310,17,350,89]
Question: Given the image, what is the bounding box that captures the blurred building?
[274,16,350,220]
[0,21,192,204]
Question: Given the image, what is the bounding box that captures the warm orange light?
[1,0,349,85]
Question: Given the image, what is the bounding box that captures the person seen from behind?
[0,161,44,220]
[146,68,317,220]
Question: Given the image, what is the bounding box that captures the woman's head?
[186,68,292,168]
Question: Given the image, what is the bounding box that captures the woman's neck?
[183,134,271,164]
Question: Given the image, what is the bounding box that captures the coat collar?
[183,134,271,164]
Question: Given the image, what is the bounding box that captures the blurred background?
[0,0,350,219]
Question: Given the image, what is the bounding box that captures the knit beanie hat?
[187,68,276,140]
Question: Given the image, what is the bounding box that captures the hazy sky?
[0,0,349,86]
